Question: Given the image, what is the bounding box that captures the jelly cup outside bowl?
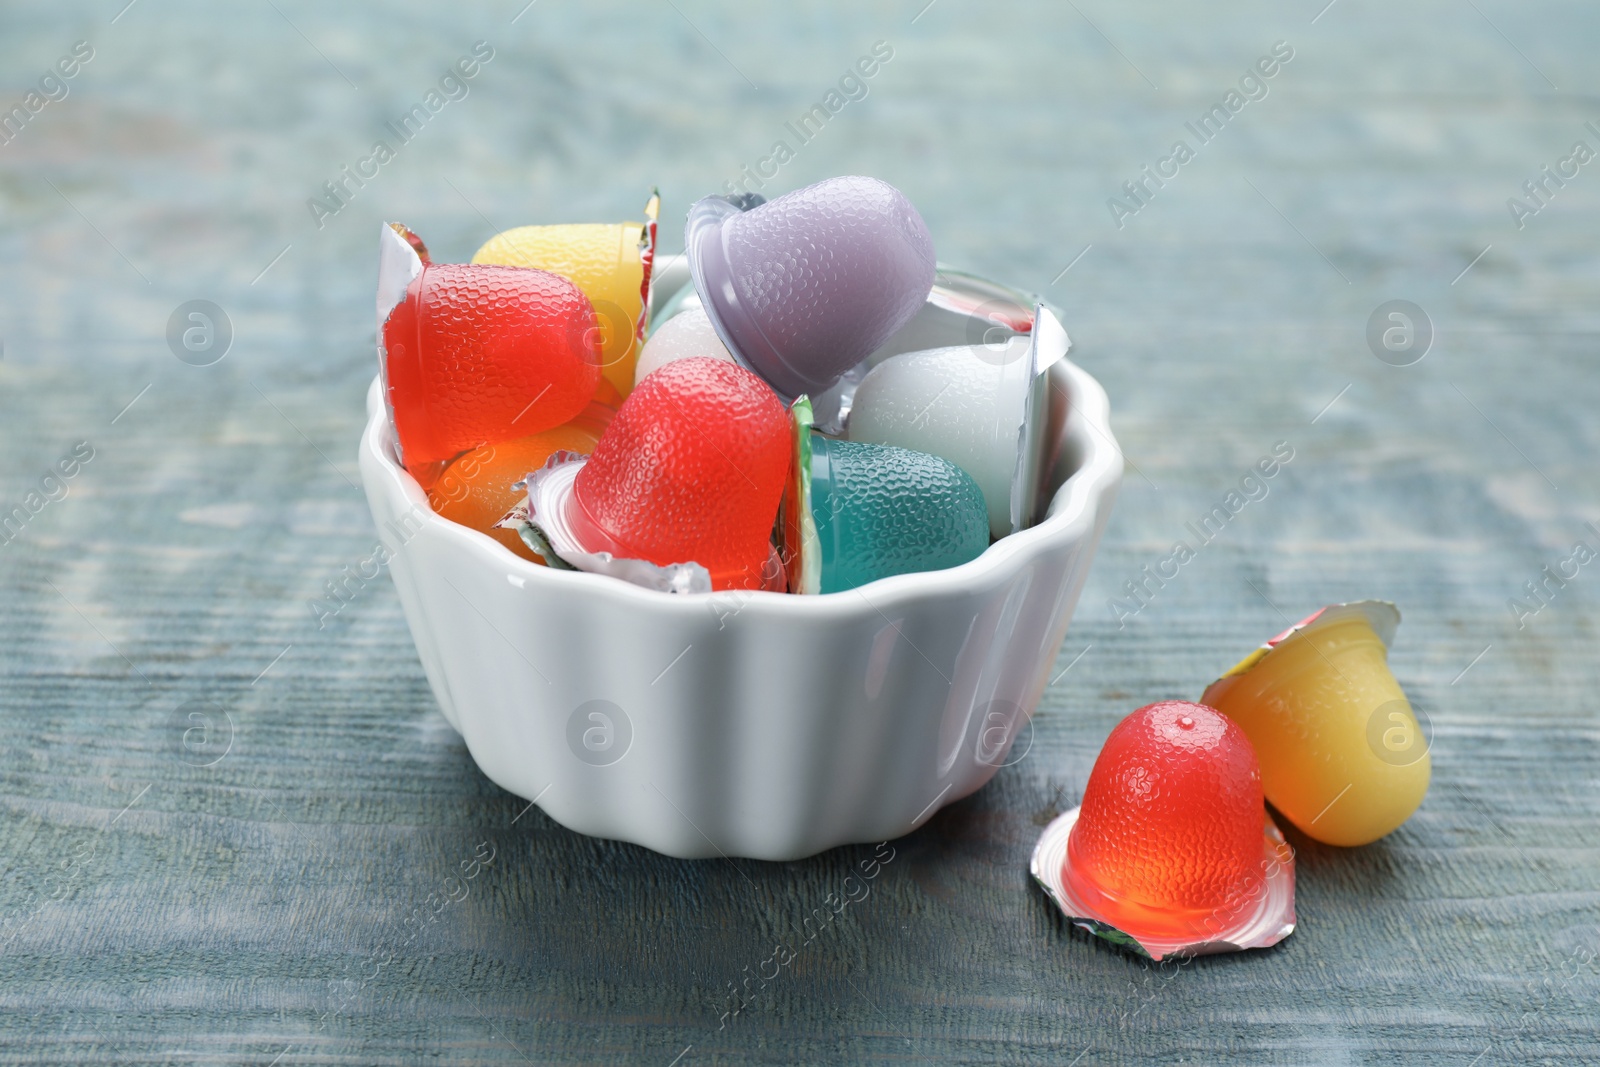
[358,269,1122,861]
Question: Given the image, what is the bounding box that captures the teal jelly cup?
[807,434,990,594]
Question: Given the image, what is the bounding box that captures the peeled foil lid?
[1010,303,1071,534]
[375,222,428,467]
[637,189,661,344]
[502,452,713,595]
[377,221,426,331]
[1213,600,1401,683]
[1031,805,1297,961]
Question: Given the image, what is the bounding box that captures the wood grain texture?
[1,0,1597,1063]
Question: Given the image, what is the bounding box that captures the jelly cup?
[376,223,601,481]
[1200,601,1430,847]
[847,304,1071,539]
[808,435,990,593]
[1032,701,1296,960]
[632,306,735,386]
[471,192,659,402]
[515,357,791,593]
[428,404,613,563]
[780,399,989,595]
[686,176,936,401]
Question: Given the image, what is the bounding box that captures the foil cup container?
[358,266,1121,860]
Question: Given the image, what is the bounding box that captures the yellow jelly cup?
[471,192,658,404]
[1201,601,1430,847]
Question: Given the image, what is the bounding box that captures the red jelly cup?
[1031,701,1296,960]
[518,357,791,592]
[377,224,601,480]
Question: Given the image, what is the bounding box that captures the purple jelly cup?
[686,176,937,401]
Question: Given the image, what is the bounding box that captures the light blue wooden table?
[1,1,1596,1062]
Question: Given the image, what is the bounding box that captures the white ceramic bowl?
[358,279,1121,861]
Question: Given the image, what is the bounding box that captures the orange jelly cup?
[428,403,613,562]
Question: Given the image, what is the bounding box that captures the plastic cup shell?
[515,438,788,595]
[779,397,823,596]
